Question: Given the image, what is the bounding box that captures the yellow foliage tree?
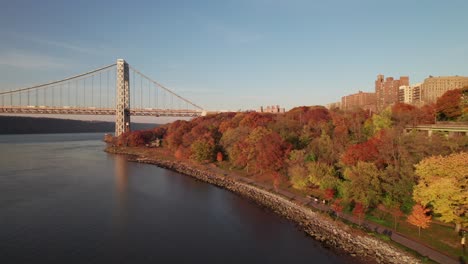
[413,152,468,232]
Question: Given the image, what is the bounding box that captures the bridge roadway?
[0,106,203,117]
[405,123,468,136]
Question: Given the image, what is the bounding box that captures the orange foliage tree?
[216,152,223,162]
[407,204,431,237]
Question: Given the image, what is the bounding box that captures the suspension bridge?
[0,59,205,136]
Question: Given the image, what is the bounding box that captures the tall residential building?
[420,76,468,104]
[375,75,409,110]
[398,83,422,105]
[341,91,376,112]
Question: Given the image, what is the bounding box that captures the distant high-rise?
[375,75,409,110]
[257,105,285,113]
[420,76,468,104]
[398,83,422,105]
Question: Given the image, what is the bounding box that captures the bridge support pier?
[115,59,130,137]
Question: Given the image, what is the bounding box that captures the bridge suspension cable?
[0,63,116,96]
[129,65,203,110]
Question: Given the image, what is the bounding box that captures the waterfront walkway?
[214,168,461,264]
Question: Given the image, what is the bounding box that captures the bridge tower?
[115,59,130,137]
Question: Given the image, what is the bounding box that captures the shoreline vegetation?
[105,93,467,263]
[106,145,420,264]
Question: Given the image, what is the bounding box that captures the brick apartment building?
[375,75,409,110]
[341,91,376,112]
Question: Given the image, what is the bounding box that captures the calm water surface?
[0,133,352,263]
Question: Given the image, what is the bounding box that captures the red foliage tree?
[436,88,463,121]
[340,136,381,166]
[324,188,335,200]
[165,120,193,151]
[352,202,365,225]
[391,103,419,127]
[286,106,331,125]
[229,127,290,175]
[418,103,436,124]
[253,130,291,173]
[238,112,274,128]
[331,199,344,220]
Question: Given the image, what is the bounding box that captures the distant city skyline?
[1,0,468,115]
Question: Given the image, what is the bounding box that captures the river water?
[0,133,351,263]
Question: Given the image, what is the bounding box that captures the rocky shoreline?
[107,148,421,264]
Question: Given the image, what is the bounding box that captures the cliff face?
[0,116,157,134]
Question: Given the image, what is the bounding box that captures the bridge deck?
[0,106,203,117]
[407,124,468,132]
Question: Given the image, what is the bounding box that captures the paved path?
[221,170,461,264]
[297,193,460,264]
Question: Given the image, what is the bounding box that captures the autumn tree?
[353,202,365,225]
[332,199,344,220]
[436,88,463,121]
[460,86,468,121]
[418,103,436,124]
[342,161,382,208]
[248,128,290,174]
[190,139,216,163]
[288,150,309,190]
[343,108,370,143]
[165,120,193,151]
[216,152,223,162]
[391,103,419,128]
[413,152,468,232]
[407,204,432,237]
[365,108,392,136]
[220,126,251,161]
[340,136,381,167]
[307,162,338,190]
[324,188,335,201]
[230,127,290,174]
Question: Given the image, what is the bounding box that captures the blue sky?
[1,0,468,113]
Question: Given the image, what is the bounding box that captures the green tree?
[367,108,392,136]
[288,150,309,190]
[413,152,468,232]
[190,139,215,163]
[342,161,382,208]
[307,161,338,190]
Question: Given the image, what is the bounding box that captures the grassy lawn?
[366,210,464,260]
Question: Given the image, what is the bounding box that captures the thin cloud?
[0,51,68,69]
[7,32,100,55]
[30,38,96,54]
